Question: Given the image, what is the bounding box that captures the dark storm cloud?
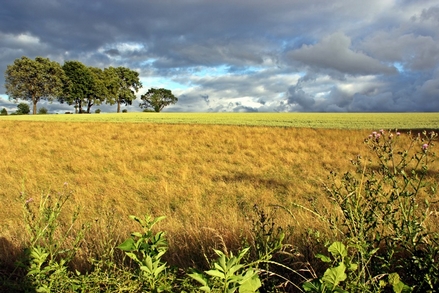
[288,32,398,76]
[1,0,438,112]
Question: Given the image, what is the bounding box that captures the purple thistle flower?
[396,132,401,136]
[25,198,34,204]
[422,144,428,151]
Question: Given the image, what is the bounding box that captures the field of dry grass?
[0,121,437,268]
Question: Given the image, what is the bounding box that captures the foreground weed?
[21,184,89,292]
[302,242,410,293]
[292,130,438,292]
[189,247,262,293]
[248,204,301,292]
[118,214,171,292]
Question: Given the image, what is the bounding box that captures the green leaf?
[199,286,211,292]
[125,252,140,263]
[154,263,167,278]
[117,238,135,251]
[129,215,142,224]
[388,273,400,285]
[322,263,347,289]
[328,242,347,259]
[316,253,332,263]
[131,232,143,238]
[205,269,225,279]
[140,265,152,274]
[188,272,208,286]
[389,273,412,293]
[302,280,322,292]
[228,264,244,276]
[348,262,358,271]
[239,269,261,293]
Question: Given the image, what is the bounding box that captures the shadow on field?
[0,237,36,292]
[380,166,439,178]
[213,172,291,192]
[400,128,439,136]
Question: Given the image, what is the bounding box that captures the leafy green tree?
[0,108,7,115]
[85,67,118,113]
[5,56,67,114]
[38,107,48,114]
[60,61,94,114]
[16,102,30,115]
[139,88,178,112]
[106,67,142,113]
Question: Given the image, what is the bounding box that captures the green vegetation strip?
[1,112,438,129]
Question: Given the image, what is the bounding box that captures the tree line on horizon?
[3,56,178,114]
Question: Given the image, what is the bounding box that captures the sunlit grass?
[1,112,438,129]
[0,120,437,269]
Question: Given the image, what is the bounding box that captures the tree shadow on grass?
[212,172,292,192]
[0,237,35,293]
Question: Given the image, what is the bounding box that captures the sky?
[1,0,438,113]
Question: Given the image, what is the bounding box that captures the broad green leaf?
[188,272,208,286]
[154,263,167,277]
[117,238,135,251]
[302,280,322,292]
[205,269,225,279]
[388,273,400,285]
[125,252,140,263]
[348,262,358,271]
[131,232,143,238]
[145,255,153,270]
[239,269,261,293]
[316,253,332,263]
[322,263,347,289]
[237,247,250,261]
[199,285,211,292]
[228,264,244,276]
[328,242,347,259]
[140,265,152,274]
[129,215,141,224]
[393,282,404,293]
[389,273,412,293]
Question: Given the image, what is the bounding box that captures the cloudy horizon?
[1,0,438,113]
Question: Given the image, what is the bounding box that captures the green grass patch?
[1,112,438,129]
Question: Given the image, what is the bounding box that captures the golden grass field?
[0,115,438,268]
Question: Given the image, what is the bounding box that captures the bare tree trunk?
[78,101,83,113]
[32,96,37,115]
[87,100,93,113]
[117,101,121,113]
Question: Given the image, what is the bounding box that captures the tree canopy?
[139,88,178,112]
[16,102,30,115]
[4,56,179,114]
[86,67,115,113]
[61,60,94,113]
[5,56,68,114]
[107,67,142,113]
[61,61,122,113]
